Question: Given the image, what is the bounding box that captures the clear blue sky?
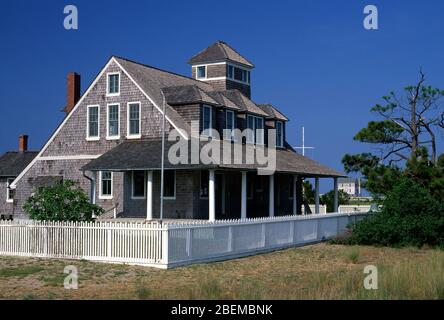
[1,0,443,192]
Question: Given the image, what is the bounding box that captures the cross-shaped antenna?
[293,127,315,156]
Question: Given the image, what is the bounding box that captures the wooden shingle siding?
[13,60,168,218]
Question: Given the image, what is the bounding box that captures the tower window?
[196,66,206,79]
[228,64,250,84]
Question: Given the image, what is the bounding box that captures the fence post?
[261,223,266,248]
[228,225,233,253]
[289,220,294,243]
[43,222,48,257]
[107,224,112,258]
[162,227,169,266]
[316,217,321,240]
[186,228,193,258]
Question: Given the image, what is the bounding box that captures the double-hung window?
[127,102,141,138]
[100,171,113,199]
[87,105,100,140]
[132,171,145,199]
[224,110,235,141]
[276,121,283,147]
[107,104,120,139]
[202,105,213,136]
[107,73,120,95]
[6,178,14,203]
[246,115,264,145]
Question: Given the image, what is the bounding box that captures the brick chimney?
[19,135,28,152]
[63,72,81,114]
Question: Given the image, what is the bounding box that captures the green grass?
[0,265,44,279]
[1,244,444,299]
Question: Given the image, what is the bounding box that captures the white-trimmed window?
[99,171,113,199]
[276,121,283,147]
[6,178,14,203]
[246,115,264,145]
[127,102,141,138]
[224,110,235,141]
[107,72,120,96]
[132,171,146,199]
[196,66,206,79]
[107,103,120,139]
[202,105,213,136]
[87,105,100,140]
[163,171,176,200]
[227,64,250,84]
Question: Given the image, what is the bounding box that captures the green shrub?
[23,180,103,222]
[342,177,444,248]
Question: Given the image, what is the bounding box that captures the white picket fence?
[0,213,369,268]
[0,221,167,267]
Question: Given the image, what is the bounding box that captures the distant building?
[338,177,361,197]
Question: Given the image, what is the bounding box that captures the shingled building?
[7,41,344,220]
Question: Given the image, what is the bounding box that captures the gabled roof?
[257,104,289,121]
[220,90,269,117]
[115,56,224,137]
[0,151,39,177]
[162,85,220,106]
[188,41,254,68]
[206,92,242,111]
[81,139,345,178]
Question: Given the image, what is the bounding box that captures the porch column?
[292,175,298,215]
[315,177,320,214]
[209,169,216,222]
[269,174,274,217]
[146,171,153,220]
[333,177,339,213]
[241,171,247,220]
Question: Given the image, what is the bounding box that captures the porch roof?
[81,139,345,178]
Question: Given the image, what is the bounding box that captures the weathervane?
[293,127,315,156]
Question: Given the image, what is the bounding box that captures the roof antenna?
[293,126,315,156]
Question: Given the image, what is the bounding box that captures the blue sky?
[1,0,443,192]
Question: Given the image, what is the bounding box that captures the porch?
[81,139,345,221]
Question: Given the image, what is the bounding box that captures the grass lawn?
[0,243,443,300]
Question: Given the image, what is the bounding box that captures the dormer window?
[196,66,206,79]
[276,121,284,147]
[107,72,120,96]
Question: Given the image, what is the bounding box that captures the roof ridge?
[218,42,229,59]
[113,55,210,86]
[219,42,254,67]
